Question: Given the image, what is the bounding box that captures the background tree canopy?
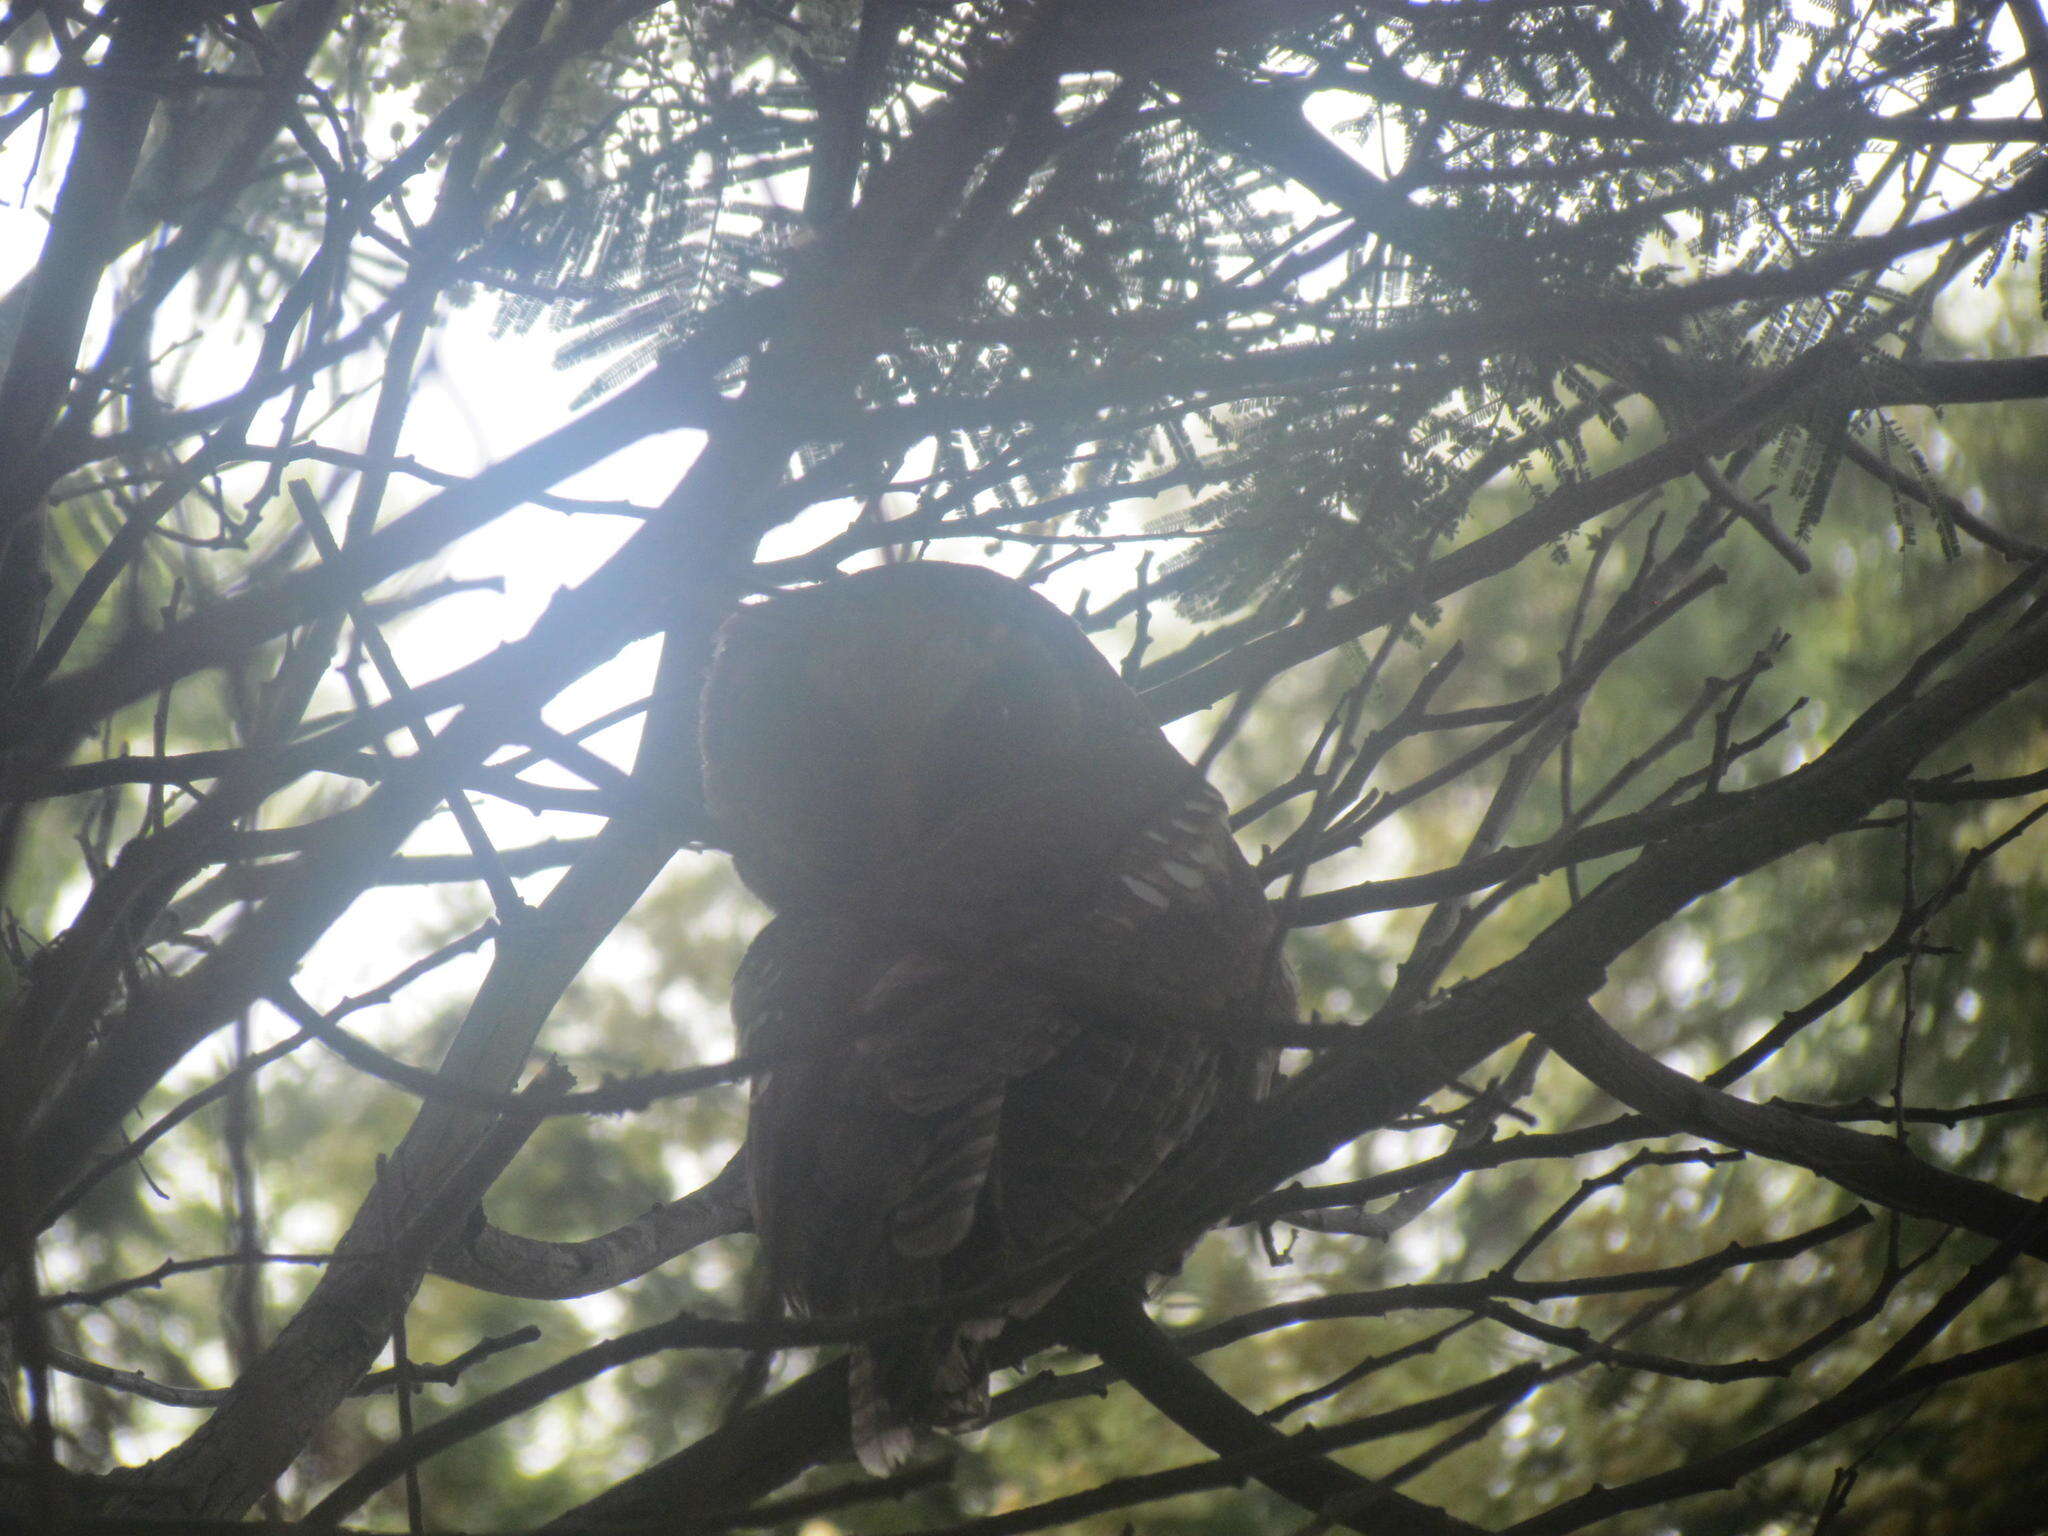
[3,1,2048,1532]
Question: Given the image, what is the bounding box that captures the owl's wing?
[738,920,1093,1466]
[1078,774,1292,1029]
[901,769,1288,1031]
[735,919,1081,1297]
[1092,776,1253,928]
[988,1009,1224,1261]
[736,805,1271,1468]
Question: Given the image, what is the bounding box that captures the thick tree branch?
[1051,1281,1486,1536]
[0,5,192,691]
[1539,1003,2048,1259]
[428,1151,752,1299]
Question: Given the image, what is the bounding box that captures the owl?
[699,561,1285,1472]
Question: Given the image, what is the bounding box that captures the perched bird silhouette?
[700,561,1285,1472]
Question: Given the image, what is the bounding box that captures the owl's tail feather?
[849,1348,916,1477]
[849,1327,991,1476]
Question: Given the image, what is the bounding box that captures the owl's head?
[699,562,1165,910]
